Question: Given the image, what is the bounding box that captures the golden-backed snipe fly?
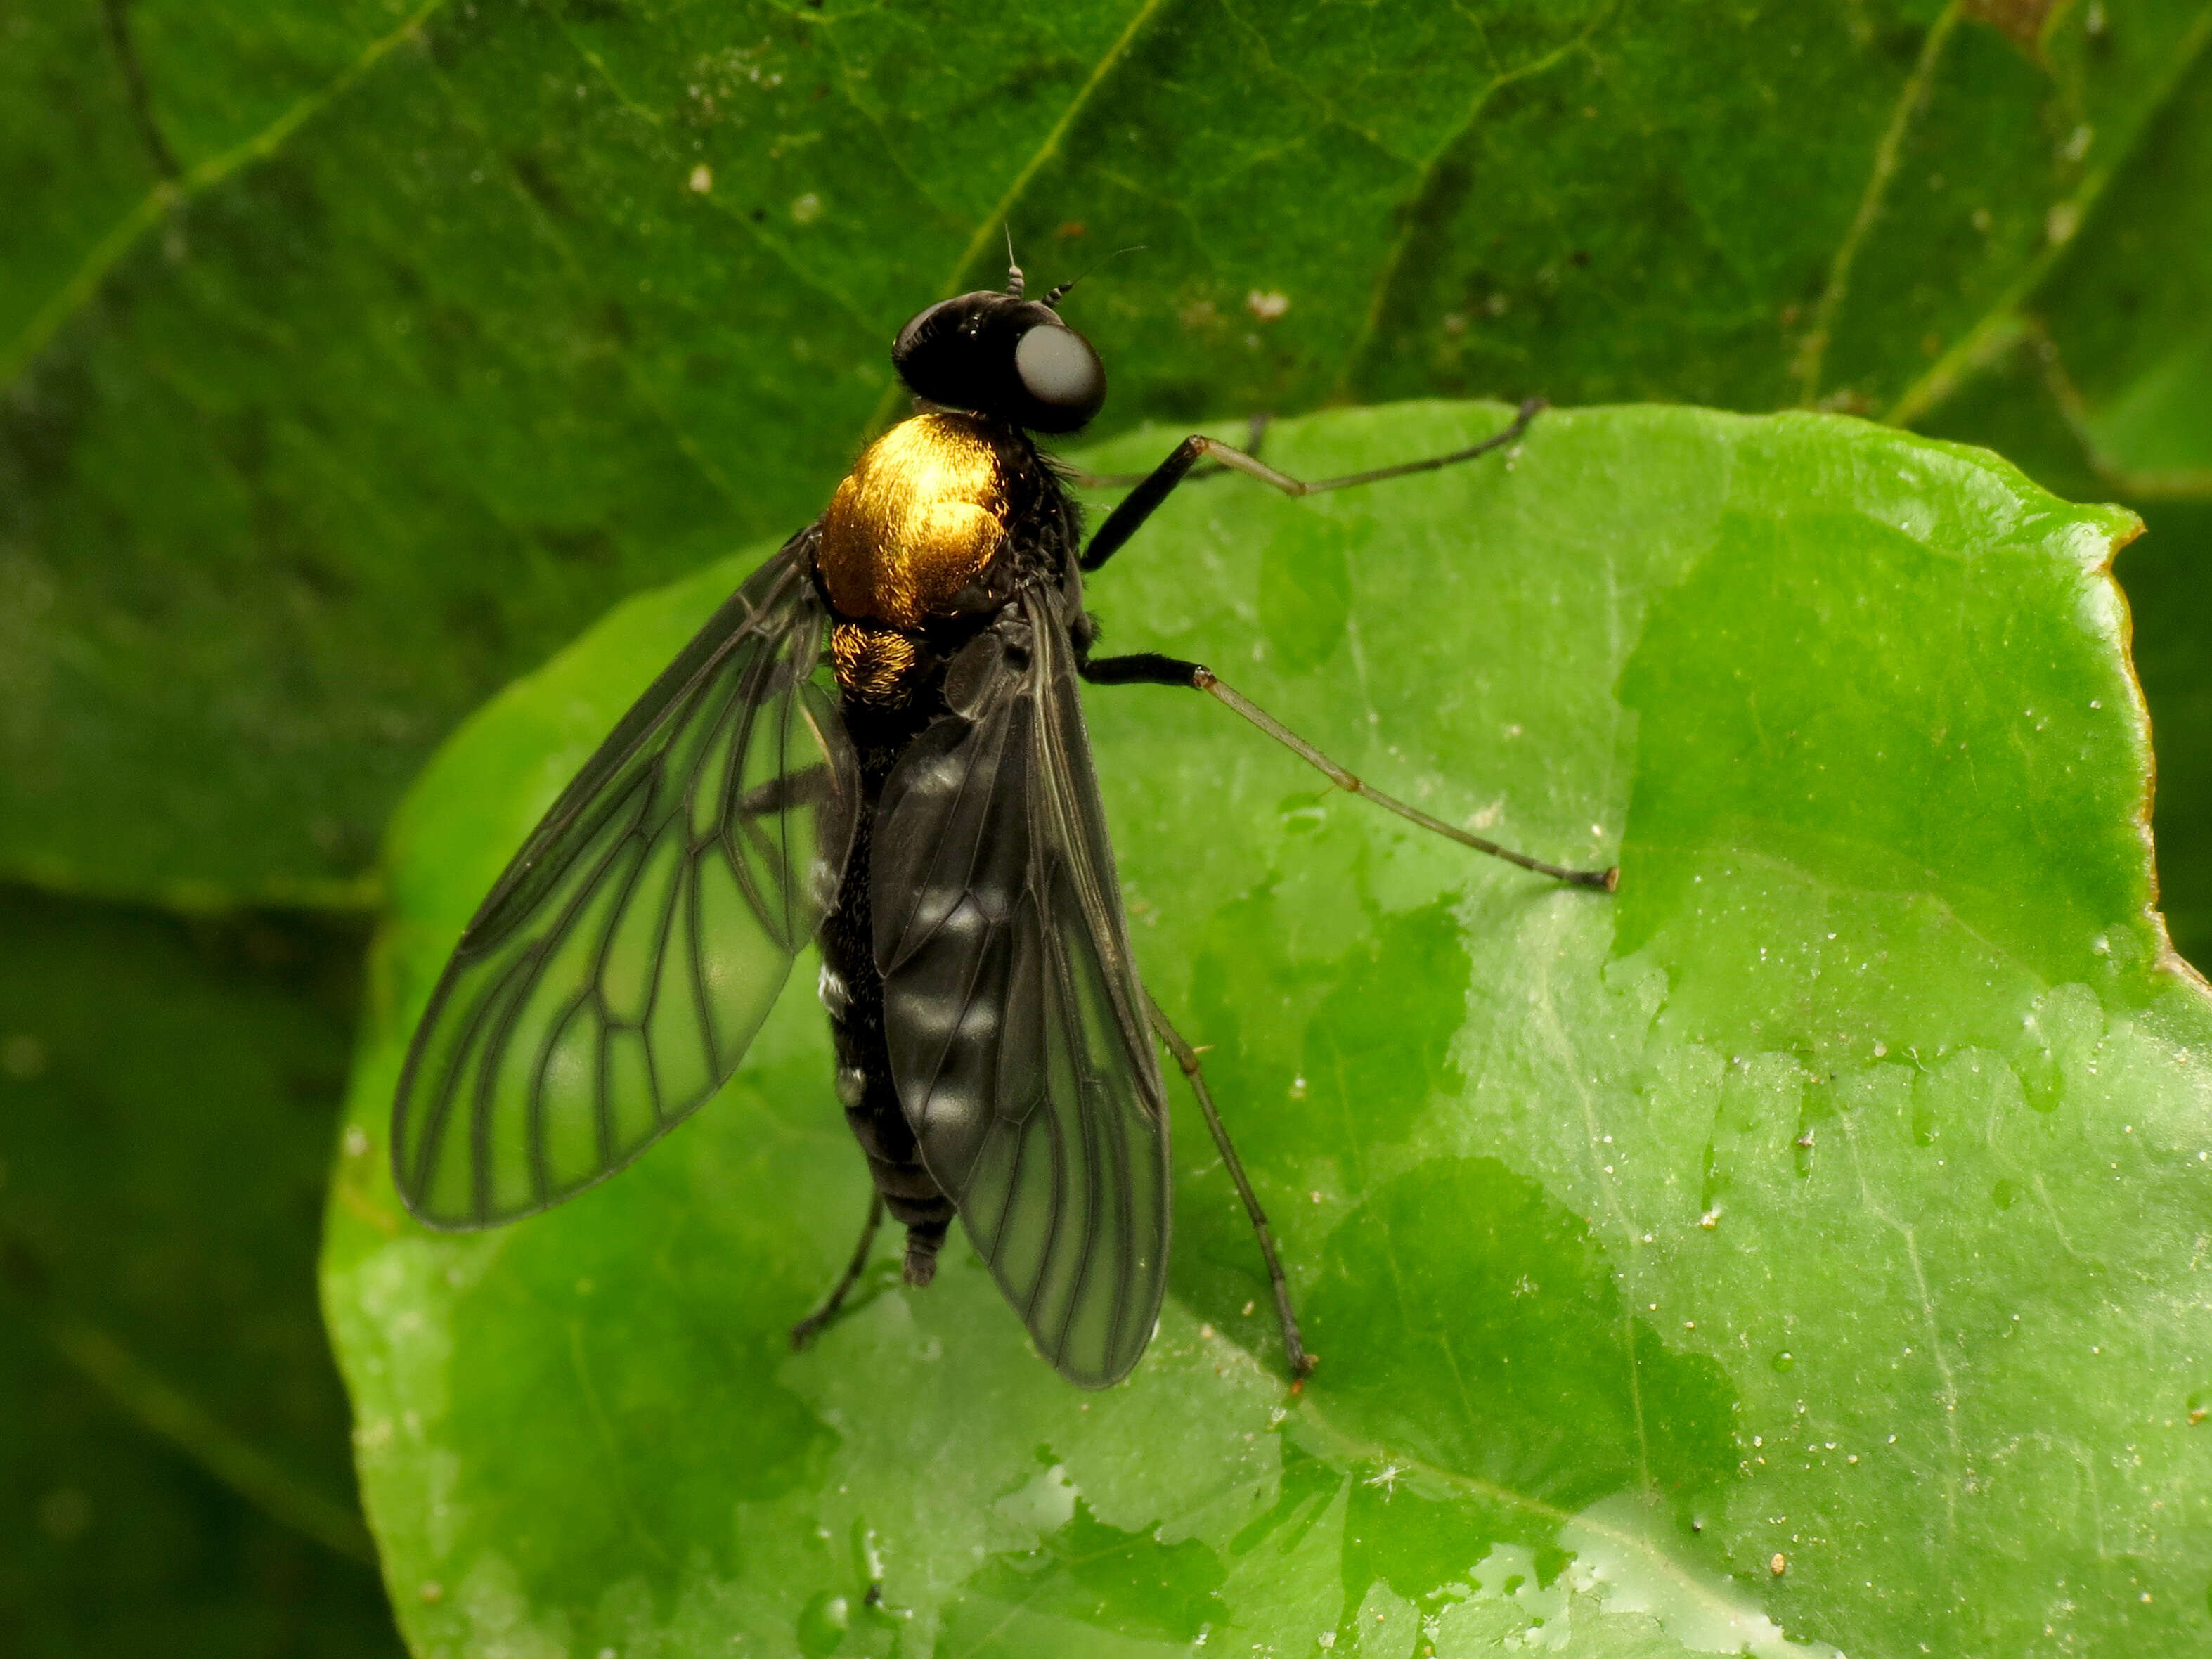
[390,258,1614,1388]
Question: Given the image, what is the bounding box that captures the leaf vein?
[0,0,452,387]
[1792,1,1964,408]
[1887,6,2212,429]
[1334,7,1617,401]
[856,0,1177,438]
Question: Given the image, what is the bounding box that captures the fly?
[389,257,1615,1388]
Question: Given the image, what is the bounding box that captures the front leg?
[1079,398,1543,574]
[1068,413,1273,492]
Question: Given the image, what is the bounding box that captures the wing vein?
[392,538,857,1228]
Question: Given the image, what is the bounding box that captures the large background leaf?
[0,890,399,1656]
[6,0,2210,920]
[325,404,2212,1655]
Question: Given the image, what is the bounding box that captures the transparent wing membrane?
[393,539,858,1228]
[874,588,1170,1388]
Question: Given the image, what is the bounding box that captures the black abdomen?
[817,684,959,1286]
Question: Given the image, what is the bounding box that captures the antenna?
[1044,245,1147,309]
[1004,226,1025,299]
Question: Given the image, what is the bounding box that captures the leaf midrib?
[0,0,453,385]
[855,0,1179,440]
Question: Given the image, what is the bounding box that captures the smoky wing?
[872,586,1170,1388]
[392,535,859,1229]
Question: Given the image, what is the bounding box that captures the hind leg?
[791,1192,886,1350]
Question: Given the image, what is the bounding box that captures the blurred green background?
[3,1,2207,1651]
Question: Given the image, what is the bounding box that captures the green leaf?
[0,888,400,1655]
[8,0,2211,903]
[1948,51,2212,989]
[1899,39,2212,964]
[325,401,2212,1656]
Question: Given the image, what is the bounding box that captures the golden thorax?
[817,412,1007,630]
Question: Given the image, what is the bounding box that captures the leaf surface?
[324,401,2212,1657]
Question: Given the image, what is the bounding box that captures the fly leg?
[734,763,831,815]
[1080,650,1615,886]
[790,1191,886,1350]
[1067,413,1272,491]
[731,763,833,868]
[1080,398,1541,574]
[1068,396,1605,882]
[1145,993,1314,1381]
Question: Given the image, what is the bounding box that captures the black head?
[891,262,1106,434]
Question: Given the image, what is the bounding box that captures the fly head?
[892,266,1105,434]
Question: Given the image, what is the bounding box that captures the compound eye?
[1014,323,1104,430]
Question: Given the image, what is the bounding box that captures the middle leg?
[1080,651,1615,888]
[791,1192,886,1350]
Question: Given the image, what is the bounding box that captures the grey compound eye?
[1014,323,1104,425]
